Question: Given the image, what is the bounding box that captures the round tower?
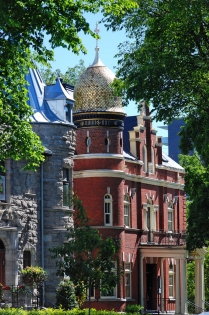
[73,24,126,156]
[73,24,126,228]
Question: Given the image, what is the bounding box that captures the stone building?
[0,68,76,304]
[72,37,191,313]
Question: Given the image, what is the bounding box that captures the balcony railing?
[139,230,186,246]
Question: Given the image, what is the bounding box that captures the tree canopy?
[40,59,86,86]
[104,0,209,251]
[0,0,135,169]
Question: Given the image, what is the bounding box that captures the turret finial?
[91,22,104,67]
[94,22,100,55]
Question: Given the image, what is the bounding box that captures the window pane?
[124,215,129,226]
[124,200,130,227]
[125,274,130,286]
[23,251,31,269]
[169,275,174,297]
[126,286,131,298]
[168,211,173,231]
[105,214,110,224]
[147,208,150,230]
[169,286,173,297]
[105,203,110,213]
[125,271,131,298]
[63,183,69,206]
[104,194,112,226]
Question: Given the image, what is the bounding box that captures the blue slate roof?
[26,68,74,124]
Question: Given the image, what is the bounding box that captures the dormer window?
[64,105,69,121]
[64,101,73,123]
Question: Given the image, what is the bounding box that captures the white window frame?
[100,262,117,299]
[169,264,175,298]
[86,285,95,300]
[125,263,132,299]
[124,194,130,227]
[104,194,113,226]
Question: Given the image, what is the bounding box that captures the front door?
[146,264,157,310]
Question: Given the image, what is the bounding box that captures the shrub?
[22,266,47,284]
[56,279,78,310]
[124,304,144,314]
[74,282,86,308]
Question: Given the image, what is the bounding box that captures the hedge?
[0,309,120,315]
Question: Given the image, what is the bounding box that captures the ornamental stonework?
[62,130,76,154]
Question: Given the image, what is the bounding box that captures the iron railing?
[0,285,43,309]
[143,297,176,313]
[140,230,186,246]
[187,300,205,314]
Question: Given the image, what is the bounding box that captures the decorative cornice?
[73,169,184,190]
[73,153,124,160]
[151,129,157,134]
[124,159,143,165]
[73,111,126,129]
[143,116,151,120]
[156,164,185,173]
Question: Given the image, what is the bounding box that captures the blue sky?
[45,12,168,153]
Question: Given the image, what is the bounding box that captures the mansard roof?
[26,68,74,124]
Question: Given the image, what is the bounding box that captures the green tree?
[187,260,195,312]
[0,0,135,169]
[187,250,209,311]
[104,0,209,251]
[56,279,78,310]
[50,196,123,309]
[40,60,86,85]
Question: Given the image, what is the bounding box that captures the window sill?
[169,298,176,301]
[99,298,133,301]
[99,297,118,300]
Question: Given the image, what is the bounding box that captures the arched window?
[104,194,112,226]
[124,194,130,227]
[143,145,147,172]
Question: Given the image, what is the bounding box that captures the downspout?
[41,160,45,307]
[41,149,52,307]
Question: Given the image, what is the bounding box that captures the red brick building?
[73,41,187,313]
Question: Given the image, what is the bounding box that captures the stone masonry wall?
[1,122,76,305]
